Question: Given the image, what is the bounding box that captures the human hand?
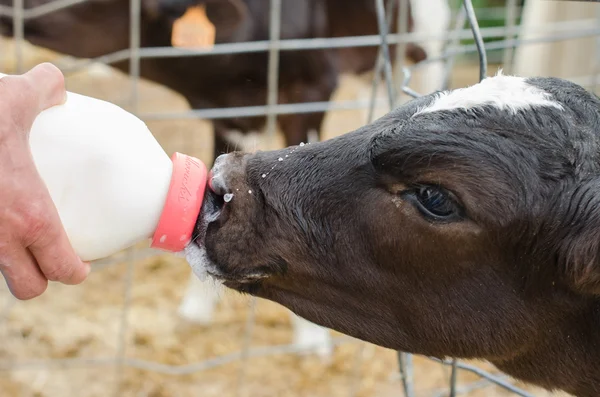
[0,63,90,300]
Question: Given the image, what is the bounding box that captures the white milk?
[1,72,207,261]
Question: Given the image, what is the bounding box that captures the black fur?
[200,75,600,397]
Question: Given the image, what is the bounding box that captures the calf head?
[189,72,600,395]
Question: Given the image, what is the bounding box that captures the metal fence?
[0,0,598,396]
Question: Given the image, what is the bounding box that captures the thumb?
[0,63,66,128]
[21,63,67,112]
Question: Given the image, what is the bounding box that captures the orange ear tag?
[171,6,216,49]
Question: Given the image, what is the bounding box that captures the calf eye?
[405,184,462,221]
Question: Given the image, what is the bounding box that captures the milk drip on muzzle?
[0,73,209,261]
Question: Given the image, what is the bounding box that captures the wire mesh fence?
[0,0,597,396]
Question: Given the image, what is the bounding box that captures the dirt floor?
[0,38,572,397]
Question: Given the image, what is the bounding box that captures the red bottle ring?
[151,152,208,252]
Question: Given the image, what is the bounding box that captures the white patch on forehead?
[413,70,564,117]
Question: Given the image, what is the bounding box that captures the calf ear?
[556,180,600,295]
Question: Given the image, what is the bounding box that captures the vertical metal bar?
[350,4,398,392]
[367,0,397,123]
[375,1,414,393]
[112,2,141,390]
[245,3,279,391]
[502,0,518,75]
[394,0,409,103]
[265,0,281,139]
[113,248,135,397]
[375,0,397,109]
[398,351,415,397]
[0,27,5,72]
[367,57,383,124]
[12,0,24,73]
[129,0,141,113]
[463,0,487,82]
[449,359,458,397]
[593,3,600,94]
[235,297,257,397]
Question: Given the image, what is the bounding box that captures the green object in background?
[449,0,525,63]
[465,0,522,44]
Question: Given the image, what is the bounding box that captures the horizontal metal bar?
[0,0,86,18]
[52,18,598,75]
[76,27,600,123]
[137,98,390,121]
[0,357,118,371]
[430,376,513,397]
[24,0,88,19]
[412,26,600,69]
[0,335,357,374]
[429,357,535,397]
[451,6,523,21]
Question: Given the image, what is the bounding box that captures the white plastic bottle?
[0,72,208,262]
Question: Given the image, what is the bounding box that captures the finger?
[27,218,91,286]
[21,62,67,111]
[24,197,90,286]
[0,244,48,300]
[0,63,66,129]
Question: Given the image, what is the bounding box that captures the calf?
[0,0,440,358]
[188,72,600,397]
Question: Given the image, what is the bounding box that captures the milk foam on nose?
[0,72,208,262]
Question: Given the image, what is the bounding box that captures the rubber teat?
[151,152,208,252]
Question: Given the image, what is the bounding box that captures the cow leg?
[178,274,223,325]
[278,50,338,146]
[212,124,232,166]
[279,110,327,147]
[408,0,451,95]
[291,313,334,359]
[279,83,337,145]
